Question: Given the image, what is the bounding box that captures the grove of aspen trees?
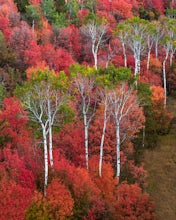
[0,0,175,219]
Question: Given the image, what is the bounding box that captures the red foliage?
[0,0,19,41]
[125,0,139,12]
[0,17,11,42]
[0,0,18,14]
[0,178,33,220]
[46,179,74,219]
[116,182,156,220]
[78,9,89,24]
[0,97,31,149]
[29,0,41,5]
[144,0,165,13]
[37,24,53,45]
[57,25,82,61]
[53,121,85,167]
[97,11,117,28]
[53,152,105,219]
[89,160,118,216]
[140,57,162,86]
[24,41,42,67]
[89,119,116,164]
[53,47,74,73]
[140,69,162,86]
[97,0,133,23]
[0,148,35,190]
[128,160,148,188]
[111,0,133,20]
[41,44,74,73]
[9,21,35,63]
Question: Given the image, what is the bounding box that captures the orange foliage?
[151,85,173,134]
[149,57,162,75]
[151,85,165,104]
[0,0,18,12]
[26,61,48,79]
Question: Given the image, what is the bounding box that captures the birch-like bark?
[147,49,151,71]
[105,42,118,68]
[117,25,128,68]
[155,40,159,59]
[169,47,176,66]
[153,24,164,59]
[42,124,48,197]
[48,124,53,167]
[146,33,154,70]
[32,19,34,32]
[82,21,108,70]
[74,74,97,170]
[99,94,109,177]
[116,122,120,177]
[47,98,54,167]
[163,51,169,107]
[109,85,135,178]
[134,55,141,77]
[92,44,98,70]
[122,41,127,67]
[83,106,89,170]
[20,80,67,196]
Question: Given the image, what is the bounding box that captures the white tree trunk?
[42,125,48,197]
[147,49,151,70]
[99,98,108,177]
[93,50,98,70]
[134,56,140,77]
[116,122,121,177]
[122,42,127,67]
[83,110,89,170]
[47,99,54,167]
[170,52,174,67]
[155,41,158,59]
[163,58,168,107]
[49,124,54,167]
[32,19,35,32]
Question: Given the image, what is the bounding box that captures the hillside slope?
[143,96,176,220]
